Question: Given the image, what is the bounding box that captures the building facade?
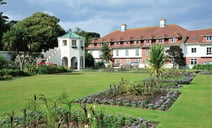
[87,19,212,68]
[41,31,85,70]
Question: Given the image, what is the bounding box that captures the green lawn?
[0,72,211,128]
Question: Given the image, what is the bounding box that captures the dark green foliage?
[73,27,100,48]
[37,65,69,74]
[101,43,113,63]
[95,61,105,69]
[193,64,212,70]
[166,46,186,68]
[85,52,94,67]
[149,44,165,84]
[14,12,65,51]
[0,54,8,69]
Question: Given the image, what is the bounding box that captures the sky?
[1,0,212,37]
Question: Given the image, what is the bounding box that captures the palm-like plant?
[101,42,113,63]
[149,43,165,85]
[2,25,39,70]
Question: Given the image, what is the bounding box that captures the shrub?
[0,55,8,69]
[37,65,57,74]
[94,61,105,69]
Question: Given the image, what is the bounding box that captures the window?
[135,49,139,56]
[136,59,140,63]
[190,58,197,65]
[72,40,77,48]
[146,40,149,44]
[116,42,119,45]
[136,40,139,44]
[191,48,196,53]
[116,50,119,56]
[116,59,120,64]
[146,48,150,56]
[158,39,162,43]
[207,47,212,55]
[126,42,128,45]
[80,40,83,47]
[172,37,176,43]
[63,40,67,46]
[125,49,129,56]
[206,36,212,41]
[126,59,130,64]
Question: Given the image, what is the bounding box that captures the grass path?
[0,72,211,128]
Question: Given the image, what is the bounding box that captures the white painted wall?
[184,44,212,57]
[113,48,141,58]
[88,50,102,58]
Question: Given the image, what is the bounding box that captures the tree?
[149,43,165,85]
[2,25,39,70]
[74,27,100,47]
[15,12,65,51]
[166,46,186,68]
[85,52,94,67]
[101,42,113,63]
[0,54,8,69]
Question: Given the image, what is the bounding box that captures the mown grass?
[0,72,148,112]
[0,72,211,128]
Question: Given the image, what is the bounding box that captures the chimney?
[121,24,127,32]
[160,18,166,28]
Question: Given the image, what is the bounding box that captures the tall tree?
[166,46,186,68]
[74,27,100,47]
[149,43,165,85]
[2,25,39,70]
[15,12,65,51]
[101,42,113,63]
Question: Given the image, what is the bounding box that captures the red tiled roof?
[93,24,188,43]
[186,28,212,43]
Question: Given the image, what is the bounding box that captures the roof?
[59,31,84,39]
[186,28,212,44]
[93,24,188,42]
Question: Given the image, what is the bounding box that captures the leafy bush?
[37,65,57,74]
[0,55,8,69]
[37,65,70,74]
[1,69,31,77]
[94,61,105,69]
[193,64,212,70]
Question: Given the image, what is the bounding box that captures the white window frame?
[126,59,130,64]
[72,40,77,47]
[125,49,129,56]
[116,59,120,64]
[191,48,196,53]
[135,49,139,56]
[158,39,162,43]
[146,40,149,44]
[206,36,212,41]
[172,37,176,43]
[190,58,197,65]
[63,40,67,46]
[116,50,119,56]
[136,59,140,63]
[206,47,212,55]
[146,48,150,56]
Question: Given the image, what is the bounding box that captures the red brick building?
[87,19,212,68]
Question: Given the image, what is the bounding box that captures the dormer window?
[206,36,212,41]
[146,40,149,44]
[172,37,176,43]
[158,39,162,43]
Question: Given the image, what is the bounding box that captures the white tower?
[58,31,85,70]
